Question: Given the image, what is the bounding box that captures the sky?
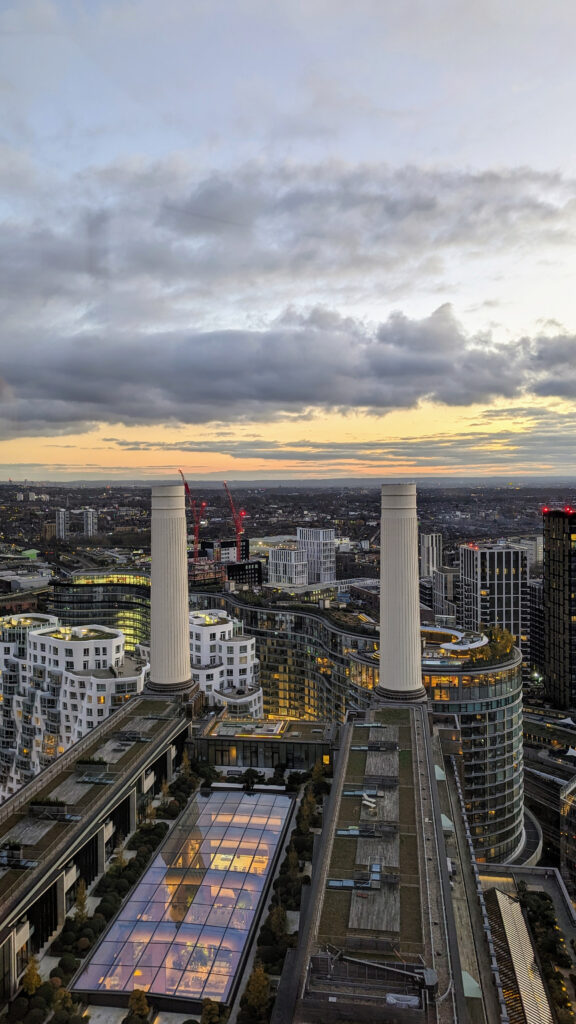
[2,0,576,482]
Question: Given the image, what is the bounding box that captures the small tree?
[114,835,126,869]
[161,778,170,800]
[74,878,88,925]
[241,962,270,1020]
[269,902,287,939]
[181,750,192,779]
[201,998,221,1023]
[128,987,150,1019]
[21,953,42,995]
[53,986,75,1014]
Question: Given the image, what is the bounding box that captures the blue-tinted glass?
[185,900,210,924]
[75,791,291,1008]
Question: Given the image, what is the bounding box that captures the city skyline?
[2,1,576,480]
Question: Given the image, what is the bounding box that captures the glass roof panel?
[75,790,291,1007]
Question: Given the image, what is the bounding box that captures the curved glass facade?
[50,573,151,652]
[423,654,524,863]
[193,594,524,863]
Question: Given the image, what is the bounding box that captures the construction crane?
[223,481,246,561]
[178,470,207,562]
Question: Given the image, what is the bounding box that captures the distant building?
[528,578,544,679]
[268,543,308,587]
[55,508,69,540]
[432,565,459,619]
[459,542,529,659]
[225,560,262,588]
[543,508,576,707]
[296,526,335,583]
[82,508,98,537]
[420,531,442,577]
[200,536,249,563]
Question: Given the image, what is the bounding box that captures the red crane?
[178,470,207,562]
[223,481,246,561]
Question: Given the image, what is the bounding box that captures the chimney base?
[374,684,427,703]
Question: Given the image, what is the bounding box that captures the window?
[83,648,90,656]
[210,633,216,641]
[95,647,100,655]
[40,644,46,652]
[65,661,73,670]
[65,648,73,656]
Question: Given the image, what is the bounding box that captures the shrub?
[60,931,77,947]
[49,968,65,981]
[91,914,106,934]
[52,1011,71,1024]
[58,955,78,975]
[8,997,29,1023]
[35,984,53,1006]
[76,937,91,952]
[22,1009,45,1024]
[50,978,62,989]
[29,997,47,1012]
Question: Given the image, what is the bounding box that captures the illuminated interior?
[75,790,291,1005]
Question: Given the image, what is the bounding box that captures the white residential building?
[55,508,69,540]
[189,609,262,717]
[420,533,443,578]
[83,508,98,537]
[0,614,148,800]
[296,527,336,584]
[268,544,308,587]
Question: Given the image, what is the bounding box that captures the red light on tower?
[565,506,574,514]
[542,506,549,514]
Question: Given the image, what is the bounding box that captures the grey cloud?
[2,157,576,441]
[0,305,530,436]
[1,306,576,437]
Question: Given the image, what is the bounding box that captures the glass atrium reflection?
[75,790,291,1004]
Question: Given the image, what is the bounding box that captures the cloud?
[105,407,576,474]
[1,156,576,447]
[1,301,576,439]
[0,303,532,436]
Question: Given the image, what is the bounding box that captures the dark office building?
[528,578,544,678]
[226,560,263,587]
[543,508,576,708]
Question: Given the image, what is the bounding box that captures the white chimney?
[148,483,191,694]
[378,483,426,700]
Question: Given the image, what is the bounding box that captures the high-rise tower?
[459,542,529,658]
[420,531,442,578]
[377,482,426,700]
[147,483,192,694]
[543,507,576,708]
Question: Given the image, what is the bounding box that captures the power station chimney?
[377,482,427,701]
[147,483,192,695]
